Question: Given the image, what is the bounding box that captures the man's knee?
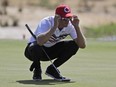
[67,41,79,55]
[25,43,43,61]
[24,44,33,61]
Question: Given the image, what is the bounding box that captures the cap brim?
[65,13,73,18]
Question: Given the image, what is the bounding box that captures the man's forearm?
[74,26,86,48]
[37,26,57,46]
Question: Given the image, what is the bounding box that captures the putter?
[25,24,70,82]
[25,24,57,69]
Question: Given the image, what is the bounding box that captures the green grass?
[84,23,116,38]
[0,39,116,87]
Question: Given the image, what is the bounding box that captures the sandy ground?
[0,6,116,40]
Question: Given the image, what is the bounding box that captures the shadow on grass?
[16,79,75,85]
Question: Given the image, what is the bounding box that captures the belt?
[28,41,37,47]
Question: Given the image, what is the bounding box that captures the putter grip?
[25,24,36,39]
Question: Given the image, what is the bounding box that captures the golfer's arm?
[74,26,86,48]
[36,26,57,46]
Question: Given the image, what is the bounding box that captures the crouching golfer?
[24,4,86,81]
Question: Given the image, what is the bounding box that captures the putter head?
[61,78,71,82]
[54,77,71,82]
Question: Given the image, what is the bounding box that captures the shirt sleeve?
[34,17,52,36]
[69,25,77,40]
[28,17,53,43]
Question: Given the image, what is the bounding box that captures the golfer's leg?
[24,44,40,70]
[28,44,44,70]
[53,40,79,67]
[24,43,33,61]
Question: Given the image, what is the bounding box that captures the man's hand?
[70,15,79,27]
[54,14,61,28]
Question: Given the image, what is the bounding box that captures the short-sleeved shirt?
[29,16,77,47]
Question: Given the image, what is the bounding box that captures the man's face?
[59,18,70,27]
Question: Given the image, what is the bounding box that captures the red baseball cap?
[55,4,73,18]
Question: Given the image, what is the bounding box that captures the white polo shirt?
[29,16,77,47]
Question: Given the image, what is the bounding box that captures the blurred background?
[0,0,116,40]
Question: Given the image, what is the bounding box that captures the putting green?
[0,39,116,87]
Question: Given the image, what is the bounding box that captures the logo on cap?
[64,7,70,13]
